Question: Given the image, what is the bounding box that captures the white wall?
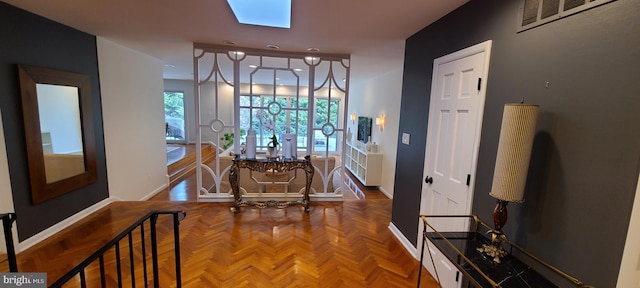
[348,64,403,198]
[36,84,83,153]
[617,172,640,288]
[0,109,17,254]
[97,37,168,201]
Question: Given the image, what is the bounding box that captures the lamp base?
[477,242,507,263]
[492,199,508,231]
[478,229,508,263]
[477,199,510,263]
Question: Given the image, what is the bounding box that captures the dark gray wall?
[0,2,109,240]
[393,0,640,286]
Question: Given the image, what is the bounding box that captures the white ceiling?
[4,0,468,82]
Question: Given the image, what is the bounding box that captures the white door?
[418,41,492,288]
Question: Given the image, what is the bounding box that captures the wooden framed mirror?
[18,64,97,204]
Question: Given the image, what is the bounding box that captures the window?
[164,91,185,142]
[239,95,340,152]
[313,98,340,153]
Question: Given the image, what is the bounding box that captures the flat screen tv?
[357,116,372,143]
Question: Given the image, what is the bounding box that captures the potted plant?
[220,129,245,150]
[267,134,279,157]
[257,109,279,157]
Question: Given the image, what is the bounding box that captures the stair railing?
[50,210,186,288]
[1,212,17,272]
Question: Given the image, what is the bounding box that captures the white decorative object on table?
[370,142,378,153]
[282,133,297,158]
[246,129,257,158]
[268,147,279,158]
[283,136,293,159]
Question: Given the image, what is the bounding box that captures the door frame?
[417,40,493,247]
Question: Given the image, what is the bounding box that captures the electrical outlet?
[402,133,410,145]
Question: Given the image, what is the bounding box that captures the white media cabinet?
[344,142,382,186]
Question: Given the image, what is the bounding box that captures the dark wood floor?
[1,147,438,287]
[167,143,195,166]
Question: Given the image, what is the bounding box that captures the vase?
[246,129,256,158]
[268,147,278,158]
[283,136,294,159]
[282,133,297,158]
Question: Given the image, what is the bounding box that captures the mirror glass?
[36,84,86,183]
[18,64,97,204]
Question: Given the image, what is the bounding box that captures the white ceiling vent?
[518,0,616,32]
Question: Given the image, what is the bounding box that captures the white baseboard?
[139,176,170,201]
[378,186,393,199]
[16,197,116,253]
[196,193,344,202]
[388,222,418,260]
[309,194,343,201]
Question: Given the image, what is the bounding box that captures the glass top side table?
[418,215,593,288]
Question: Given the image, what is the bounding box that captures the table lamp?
[479,101,539,262]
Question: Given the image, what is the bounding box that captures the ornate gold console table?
[229,155,314,213]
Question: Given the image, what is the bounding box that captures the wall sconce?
[375,114,385,131]
[350,112,356,124]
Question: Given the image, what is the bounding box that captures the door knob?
[425,176,433,184]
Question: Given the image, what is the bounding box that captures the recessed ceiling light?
[249,65,258,68]
[227,0,291,29]
[293,68,303,72]
[164,64,176,68]
[307,48,320,52]
[266,44,280,49]
[223,40,237,45]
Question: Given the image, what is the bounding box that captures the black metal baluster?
[1,213,18,272]
[99,255,106,288]
[80,269,87,288]
[141,221,148,288]
[115,242,123,288]
[173,212,183,288]
[150,214,160,288]
[129,231,136,288]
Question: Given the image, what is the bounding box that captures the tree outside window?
[239,95,339,152]
[164,91,185,141]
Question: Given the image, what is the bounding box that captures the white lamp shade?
[489,103,539,203]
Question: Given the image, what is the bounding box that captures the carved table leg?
[303,157,314,212]
[229,163,241,213]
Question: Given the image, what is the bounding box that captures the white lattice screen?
[193,44,350,203]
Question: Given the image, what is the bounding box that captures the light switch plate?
[402,133,410,145]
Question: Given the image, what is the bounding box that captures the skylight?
[227,0,291,29]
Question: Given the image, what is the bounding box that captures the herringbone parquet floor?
[1,159,438,287]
